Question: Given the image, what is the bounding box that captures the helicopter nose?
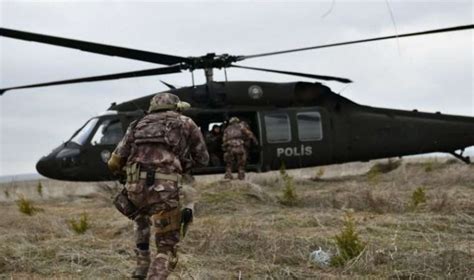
[36,156,54,178]
[35,144,81,180]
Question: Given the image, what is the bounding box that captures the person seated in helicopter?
[98,120,123,145]
[205,124,223,166]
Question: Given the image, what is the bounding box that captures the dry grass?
[0,159,473,279]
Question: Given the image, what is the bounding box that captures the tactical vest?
[132,112,184,156]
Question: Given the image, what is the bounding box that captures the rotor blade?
[0,27,190,65]
[240,24,474,60]
[231,64,352,83]
[0,65,182,95]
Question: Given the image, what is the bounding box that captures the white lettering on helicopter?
[276,145,312,157]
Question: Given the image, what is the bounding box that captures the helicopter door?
[81,115,125,180]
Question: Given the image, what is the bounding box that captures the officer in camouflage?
[222,117,258,180]
[108,93,209,279]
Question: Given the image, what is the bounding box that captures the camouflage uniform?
[222,117,258,180]
[109,93,209,279]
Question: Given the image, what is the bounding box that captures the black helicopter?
[1,25,473,181]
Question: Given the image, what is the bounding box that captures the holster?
[113,188,140,220]
[151,208,181,236]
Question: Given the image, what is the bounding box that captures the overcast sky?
[0,0,473,176]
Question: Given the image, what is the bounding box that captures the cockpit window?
[70,118,98,145]
[91,119,124,146]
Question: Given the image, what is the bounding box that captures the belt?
[139,171,181,183]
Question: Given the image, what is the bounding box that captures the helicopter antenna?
[337,83,352,96]
[321,0,335,18]
[384,0,401,55]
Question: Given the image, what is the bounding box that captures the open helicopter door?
[187,109,262,175]
[259,107,333,171]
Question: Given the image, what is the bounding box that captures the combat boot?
[224,168,233,180]
[147,252,177,280]
[131,249,150,279]
[237,170,245,180]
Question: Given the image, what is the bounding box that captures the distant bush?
[69,213,90,234]
[331,213,365,267]
[4,189,10,199]
[367,168,380,185]
[279,161,298,206]
[424,161,434,172]
[369,159,401,174]
[16,196,38,216]
[314,167,325,179]
[281,175,298,206]
[445,158,459,165]
[422,159,446,172]
[37,181,43,197]
[411,187,427,209]
[366,159,401,185]
[279,161,287,177]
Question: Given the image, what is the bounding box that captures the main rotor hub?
[187,53,241,70]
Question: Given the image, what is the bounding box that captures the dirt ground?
[0,159,473,279]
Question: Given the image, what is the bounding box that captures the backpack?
[225,123,243,140]
[133,113,185,153]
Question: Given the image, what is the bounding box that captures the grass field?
[0,159,473,279]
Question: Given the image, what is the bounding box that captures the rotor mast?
[196,53,220,85]
[204,68,214,84]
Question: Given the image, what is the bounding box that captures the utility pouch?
[125,163,140,184]
[113,188,139,220]
[151,208,181,236]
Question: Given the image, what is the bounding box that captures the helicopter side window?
[264,113,291,143]
[297,112,323,141]
[91,119,124,146]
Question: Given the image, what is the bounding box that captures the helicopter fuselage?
[36,81,474,181]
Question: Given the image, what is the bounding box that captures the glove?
[181,208,193,224]
[108,153,125,175]
[180,208,193,237]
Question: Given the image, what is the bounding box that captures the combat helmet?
[148,92,190,113]
[229,117,240,124]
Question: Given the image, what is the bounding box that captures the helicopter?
[1,24,473,182]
